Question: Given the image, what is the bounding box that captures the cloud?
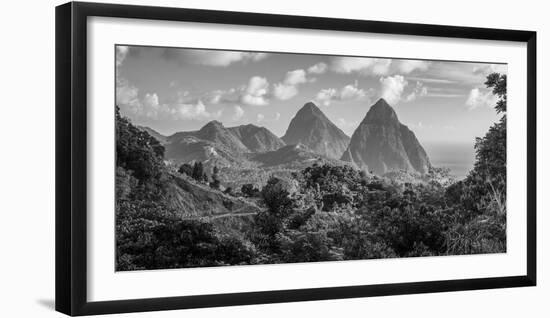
[140,93,161,118]
[330,57,430,76]
[380,75,408,105]
[242,76,270,106]
[314,88,337,106]
[423,86,464,98]
[314,81,373,106]
[204,69,312,105]
[116,46,129,67]
[424,62,507,86]
[465,88,498,110]
[256,113,265,123]
[307,62,328,74]
[231,105,245,121]
[426,93,463,98]
[407,77,456,84]
[143,93,159,108]
[340,83,369,100]
[116,78,140,108]
[397,60,430,74]
[273,84,299,100]
[274,112,281,121]
[174,100,215,120]
[165,49,269,67]
[272,69,312,101]
[117,80,218,121]
[205,88,240,105]
[472,64,508,76]
[283,69,308,85]
[405,81,428,102]
[331,57,391,75]
[199,66,318,106]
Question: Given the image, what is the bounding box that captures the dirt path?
[207,211,258,220]
[182,208,260,220]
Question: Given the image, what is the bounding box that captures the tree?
[473,73,507,183]
[241,184,259,197]
[115,106,165,183]
[441,72,508,256]
[467,72,507,215]
[209,165,221,189]
[261,177,294,219]
[485,73,507,114]
[178,163,193,176]
[191,162,207,183]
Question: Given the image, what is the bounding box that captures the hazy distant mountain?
[282,102,350,160]
[252,143,320,167]
[164,121,246,168]
[228,124,286,153]
[160,121,285,168]
[137,126,167,144]
[341,98,431,175]
[164,136,244,168]
[169,120,249,153]
[252,143,345,169]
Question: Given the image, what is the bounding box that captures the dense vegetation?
[115,73,507,270]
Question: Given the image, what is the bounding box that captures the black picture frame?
[55,1,537,316]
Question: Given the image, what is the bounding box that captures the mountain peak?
[227,124,285,153]
[201,120,224,129]
[364,98,399,124]
[298,101,322,115]
[282,102,350,160]
[375,97,389,105]
[341,99,430,175]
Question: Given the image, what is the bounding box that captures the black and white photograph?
[1,0,546,316]
[115,45,508,271]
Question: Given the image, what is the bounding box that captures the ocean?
[424,142,476,180]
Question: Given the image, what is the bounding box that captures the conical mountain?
[228,124,285,153]
[282,102,350,159]
[341,98,431,175]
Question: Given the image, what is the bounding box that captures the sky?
[116,45,507,145]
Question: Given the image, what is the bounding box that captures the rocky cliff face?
[282,102,350,159]
[341,98,430,175]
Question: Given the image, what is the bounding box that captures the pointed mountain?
[341,98,431,175]
[282,102,350,159]
[228,124,285,153]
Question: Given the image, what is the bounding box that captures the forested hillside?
[115,73,507,270]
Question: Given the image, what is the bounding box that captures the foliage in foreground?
[115,73,507,270]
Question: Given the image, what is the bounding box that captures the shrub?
[241,183,260,197]
[178,163,193,176]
